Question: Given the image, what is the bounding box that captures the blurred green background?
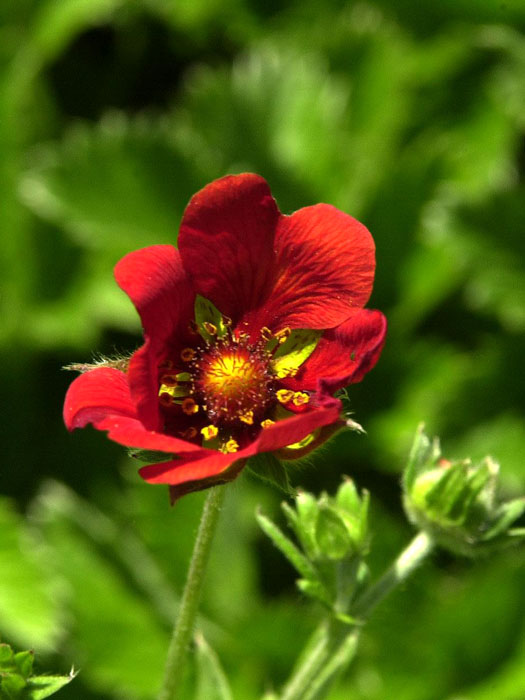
[1,0,525,698]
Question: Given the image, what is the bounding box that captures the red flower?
[64,174,386,501]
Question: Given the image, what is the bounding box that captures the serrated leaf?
[256,510,318,581]
[272,329,322,379]
[195,634,233,700]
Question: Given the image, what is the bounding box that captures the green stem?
[278,531,434,700]
[158,485,226,700]
[352,531,434,619]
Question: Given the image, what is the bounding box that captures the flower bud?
[403,425,525,556]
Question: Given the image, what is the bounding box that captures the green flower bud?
[403,425,525,556]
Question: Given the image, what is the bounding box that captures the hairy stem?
[158,485,226,700]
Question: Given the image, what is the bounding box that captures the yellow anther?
[179,427,198,439]
[201,424,219,440]
[292,392,310,406]
[222,315,233,327]
[275,327,291,344]
[181,348,196,362]
[275,366,298,379]
[221,439,239,453]
[182,398,199,415]
[239,410,254,425]
[203,321,217,335]
[261,419,275,429]
[276,389,294,404]
[260,326,273,341]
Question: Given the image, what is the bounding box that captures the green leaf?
[195,634,233,700]
[296,578,332,607]
[0,499,60,651]
[25,673,74,699]
[272,329,322,379]
[194,295,229,342]
[0,644,15,669]
[256,510,319,582]
[315,506,353,561]
[20,114,202,255]
[247,453,295,496]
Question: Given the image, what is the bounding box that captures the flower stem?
[158,485,226,700]
[278,531,434,700]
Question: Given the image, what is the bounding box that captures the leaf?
[20,114,202,255]
[14,651,34,679]
[195,634,233,700]
[0,498,60,651]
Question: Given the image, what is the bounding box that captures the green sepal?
[128,449,174,463]
[256,509,319,582]
[14,651,34,678]
[194,295,228,343]
[315,505,354,561]
[482,498,525,541]
[195,634,233,700]
[25,673,75,699]
[1,672,26,698]
[272,329,322,377]
[0,644,15,669]
[247,453,295,496]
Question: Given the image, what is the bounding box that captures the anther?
[261,419,275,429]
[292,392,310,406]
[203,322,217,336]
[201,425,219,440]
[182,398,199,415]
[276,389,294,404]
[181,348,196,362]
[239,410,254,425]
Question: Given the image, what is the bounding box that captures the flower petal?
[64,367,205,455]
[177,173,280,324]
[114,245,194,342]
[283,309,387,394]
[139,397,342,486]
[245,204,376,332]
[63,367,137,430]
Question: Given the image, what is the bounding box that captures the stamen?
[239,410,254,425]
[261,419,275,429]
[181,348,196,362]
[276,389,294,404]
[203,321,217,336]
[201,425,218,440]
[182,398,199,415]
[275,327,291,344]
[260,326,273,341]
[221,438,239,453]
[292,392,310,406]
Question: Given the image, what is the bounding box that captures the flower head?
[64,174,386,501]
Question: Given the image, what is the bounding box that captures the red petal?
[126,340,161,431]
[177,174,280,323]
[63,368,137,430]
[283,309,387,394]
[64,367,205,455]
[245,204,376,332]
[139,397,341,486]
[114,245,194,342]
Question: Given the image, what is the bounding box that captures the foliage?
[1,0,524,698]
